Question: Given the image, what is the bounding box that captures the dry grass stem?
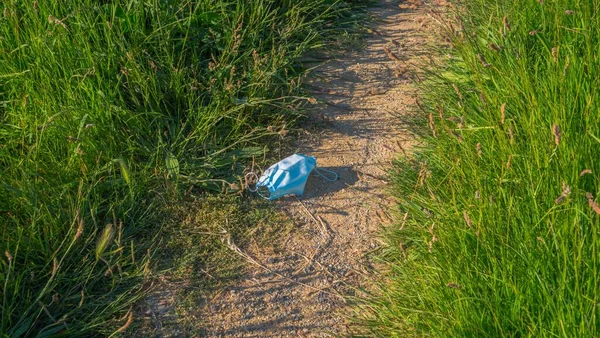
[383,46,400,61]
[429,113,438,138]
[452,84,463,101]
[108,309,133,338]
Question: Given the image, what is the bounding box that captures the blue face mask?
[248,154,337,200]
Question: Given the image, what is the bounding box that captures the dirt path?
[194,1,441,337]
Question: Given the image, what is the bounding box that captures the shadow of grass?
[131,194,290,336]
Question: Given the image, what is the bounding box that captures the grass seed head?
[436,105,444,119]
[48,15,67,29]
[553,196,565,207]
[590,200,600,215]
[565,10,574,15]
[476,143,482,157]
[555,181,571,204]
[149,59,157,71]
[446,282,462,289]
[503,15,511,32]
[500,103,506,124]
[562,181,571,195]
[488,43,501,52]
[451,130,463,142]
[452,84,463,101]
[463,210,472,227]
[477,54,491,68]
[551,47,558,62]
[587,193,600,214]
[428,235,439,253]
[75,216,84,240]
[96,223,115,260]
[5,250,12,263]
[529,30,538,35]
[417,163,429,187]
[553,124,561,145]
[580,169,592,177]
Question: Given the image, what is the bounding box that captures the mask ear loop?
[314,167,338,182]
[245,172,269,199]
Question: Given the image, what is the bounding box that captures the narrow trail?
[201,1,439,336]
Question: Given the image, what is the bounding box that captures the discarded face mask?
[247,154,337,200]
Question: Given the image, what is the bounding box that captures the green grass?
[0,0,367,336]
[355,0,600,336]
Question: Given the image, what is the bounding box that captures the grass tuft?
[0,0,368,335]
[355,0,600,336]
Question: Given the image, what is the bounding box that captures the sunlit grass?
[0,0,367,335]
[356,0,600,336]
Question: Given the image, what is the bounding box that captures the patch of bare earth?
[138,0,445,336]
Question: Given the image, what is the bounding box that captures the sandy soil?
[194,1,440,337]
